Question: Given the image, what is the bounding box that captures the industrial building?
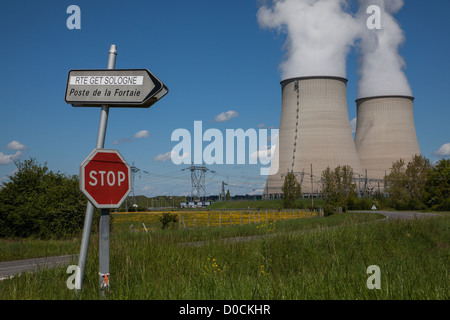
[354,95,421,180]
[264,76,363,197]
[264,81,421,198]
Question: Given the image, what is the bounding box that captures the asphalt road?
[358,210,440,220]
[0,254,77,280]
[0,211,441,280]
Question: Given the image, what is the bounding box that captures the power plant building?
[264,76,363,197]
[354,95,421,180]
[264,82,421,198]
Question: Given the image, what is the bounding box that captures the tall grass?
[0,238,79,262]
[0,212,448,300]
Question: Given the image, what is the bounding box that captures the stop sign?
[80,148,131,209]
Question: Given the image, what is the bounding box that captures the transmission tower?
[182,164,215,201]
[129,162,140,210]
[221,181,228,201]
[281,169,306,188]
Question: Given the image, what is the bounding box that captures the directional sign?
[65,69,168,108]
[80,149,131,209]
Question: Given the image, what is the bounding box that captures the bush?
[0,158,86,239]
[160,213,178,230]
[323,204,335,217]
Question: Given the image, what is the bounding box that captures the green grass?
[0,212,448,300]
[208,198,324,210]
[0,238,79,262]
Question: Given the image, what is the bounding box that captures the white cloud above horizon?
[434,143,450,157]
[250,145,276,163]
[153,150,190,162]
[0,151,23,165]
[214,110,239,122]
[134,130,150,139]
[6,140,28,151]
[113,130,150,145]
[0,140,27,165]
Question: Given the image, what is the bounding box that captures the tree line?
[0,156,448,239]
[282,155,449,213]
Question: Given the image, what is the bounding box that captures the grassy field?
[0,211,448,300]
[112,209,321,233]
[208,198,324,210]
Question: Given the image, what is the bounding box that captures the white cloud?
[112,138,132,145]
[153,151,172,162]
[113,130,150,145]
[0,151,23,165]
[134,130,150,139]
[214,110,239,122]
[350,117,357,134]
[6,140,27,151]
[250,145,276,163]
[434,143,450,157]
[153,150,190,163]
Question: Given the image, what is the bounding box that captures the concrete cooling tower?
[354,95,421,180]
[264,76,362,197]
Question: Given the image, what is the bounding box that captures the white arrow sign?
[65,69,168,108]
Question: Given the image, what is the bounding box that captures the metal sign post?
[68,44,168,295]
[77,44,117,294]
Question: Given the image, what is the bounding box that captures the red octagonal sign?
[80,148,131,209]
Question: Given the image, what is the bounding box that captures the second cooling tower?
[265,76,362,196]
[354,95,421,180]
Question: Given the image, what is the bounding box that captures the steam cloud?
[257,0,412,98]
[258,0,358,79]
[356,0,412,98]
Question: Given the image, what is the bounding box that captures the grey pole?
[77,45,117,292]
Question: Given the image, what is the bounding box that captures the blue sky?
[0,0,449,197]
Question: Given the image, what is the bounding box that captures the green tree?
[0,158,86,239]
[425,158,450,211]
[225,189,231,201]
[384,155,431,210]
[321,165,357,213]
[282,171,301,208]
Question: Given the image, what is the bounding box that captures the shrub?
[160,213,178,230]
[323,204,335,217]
[0,158,86,239]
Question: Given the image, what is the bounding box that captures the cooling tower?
[264,76,362,197]
[354,95,421,180]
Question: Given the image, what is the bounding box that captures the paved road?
[0,254,77,280]
[357,210,440,221]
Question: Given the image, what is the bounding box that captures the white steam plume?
[257,0,359,80]
[356,0,412,98]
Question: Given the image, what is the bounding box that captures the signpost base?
[99,209,110,294]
